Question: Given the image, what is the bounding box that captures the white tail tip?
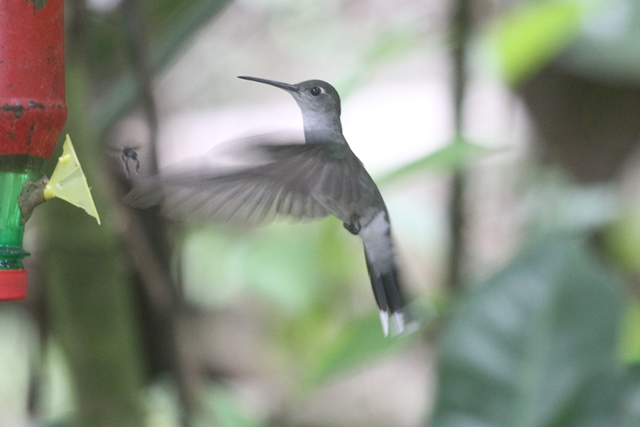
[379,310,389,337]
[392,312,405,335]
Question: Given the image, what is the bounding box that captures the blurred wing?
[124,143,365,225]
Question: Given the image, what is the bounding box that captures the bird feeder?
[0,0,99,301]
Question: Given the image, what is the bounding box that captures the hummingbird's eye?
[310,86,322,96]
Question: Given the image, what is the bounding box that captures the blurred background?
[3,0,640,425]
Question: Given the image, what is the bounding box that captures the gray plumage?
[125,76,406,335]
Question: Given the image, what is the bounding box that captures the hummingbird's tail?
[360,212,405,336]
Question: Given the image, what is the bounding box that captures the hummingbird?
[125,76,406,336]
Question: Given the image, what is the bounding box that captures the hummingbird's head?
[288,80,342,117]
[238,76,341,116]
[238,76,345,143]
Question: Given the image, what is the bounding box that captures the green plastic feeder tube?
[0,157,43,298]
[0,157,43,265]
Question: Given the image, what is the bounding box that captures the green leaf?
[560,0,640,85]
[620,300,640,364]
[430,237,624,427]
[487,1,584,84]
[606,210,640,274]
[203,386,265,427]
[303,310,411,387]
[621,365,640,427]
[376,139,495,185]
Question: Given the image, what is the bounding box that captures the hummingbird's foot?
[343,214,361,235]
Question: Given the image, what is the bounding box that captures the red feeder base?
[0,270,27,300]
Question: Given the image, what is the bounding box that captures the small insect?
[108,142,142,178]
[121,146,141,176]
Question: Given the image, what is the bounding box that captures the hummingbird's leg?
[343,213,361,235]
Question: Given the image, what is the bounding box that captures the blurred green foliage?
[485,0,584,84]
[207,386,267,427]
[430,238,629,426]
[91,0,232,139]
[427,0,640,425]
[561,0,640,84]
[377,138,496,186]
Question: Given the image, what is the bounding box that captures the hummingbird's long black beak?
[238,76,299,93]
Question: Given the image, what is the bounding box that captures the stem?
[447,0,471,291]
[43,4,147,425]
